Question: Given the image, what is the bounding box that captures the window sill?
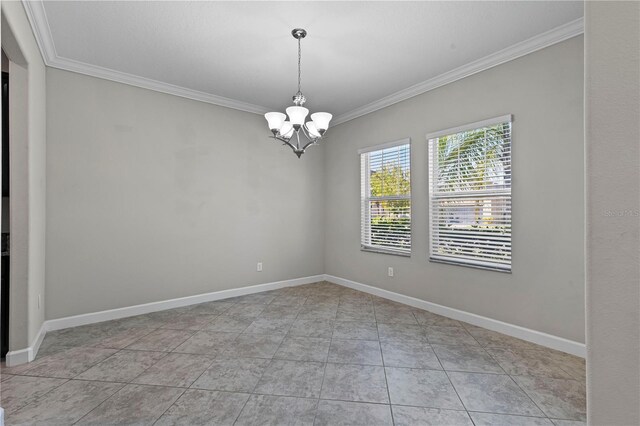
[361,246,411,257]
[429,257,511,273]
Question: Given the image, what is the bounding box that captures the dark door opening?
[1,69,9,359]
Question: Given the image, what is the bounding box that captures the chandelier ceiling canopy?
[264,28,332,158]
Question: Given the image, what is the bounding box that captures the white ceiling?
[31,1,583,122]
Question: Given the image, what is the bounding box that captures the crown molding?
[332,17,584,126]
[22,0,583,124]
[46,56,272,115]
[22,0,57,62]
[21,0,271,116]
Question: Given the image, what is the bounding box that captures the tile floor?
[0,281,586,425]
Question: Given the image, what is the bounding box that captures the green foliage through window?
[361,143,411,255]
[429,119,512,271]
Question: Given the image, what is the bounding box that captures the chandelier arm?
[300,125,320,145]
[285,140,298,153]
[300,124,309,139]
[295,129,302,151]
[301,139,318,152]
[269,135,298,152]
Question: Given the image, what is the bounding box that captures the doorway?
[1,52,9,359]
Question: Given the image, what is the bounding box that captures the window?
[360,140,411,256]
[428,116,512,272]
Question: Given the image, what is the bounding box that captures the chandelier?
[264,28,332,158]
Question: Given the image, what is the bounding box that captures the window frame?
[427,115,513,272]
[359,138,412,257]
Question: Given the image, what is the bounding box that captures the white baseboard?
[5,322,47,366]
[324,274,586,358]
[5,347,30,366]
[31,322,47,358]
[45,275,324,332]
[6,273,584,365]
[5,275,323,365]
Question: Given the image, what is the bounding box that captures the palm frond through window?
[428,117,512,271]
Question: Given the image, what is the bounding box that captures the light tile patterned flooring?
[0,282,586,425]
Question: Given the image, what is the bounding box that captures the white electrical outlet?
[38,294,41,309]
[388,267,394,277]
[257,262,263,272]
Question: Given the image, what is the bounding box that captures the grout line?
[62,377,190,390]
[318,398,467,410]
[506,374,552,420]
[70,381,128,425]
[312,397,323,426]
[151,387,187,425]
[231,290,310,424]
[430,339,477,424]
[181,352,225,390]
[232,294,311,425]
[467,409,553,418]
[1,377,72,416]
[440,369,475,424]
[376,302,396,426]
[7,284,585,423]
[293,290,329,426]
[313,351,330,425]
[481,346,515,377]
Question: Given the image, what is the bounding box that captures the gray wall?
[45,68,324,319]
[324,37,585,343]
[585,2,640,424]
[1,1,47,351]
[45,33,585,346]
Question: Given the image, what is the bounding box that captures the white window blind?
[427,116,512,271]
[360,140,411,256]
